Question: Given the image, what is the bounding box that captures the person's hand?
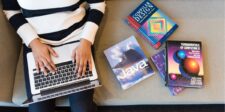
[30,38,58,76]
[71,39,92,76]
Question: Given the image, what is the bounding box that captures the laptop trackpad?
[40,80,90,96]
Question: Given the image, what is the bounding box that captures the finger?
[88,57,92,72]
[35,61,40,73]
[75,51,80,73]
[78,59,84,76]
[41,58,54,74]
[48,47,58,57]
[39,61,48,76]
[82,60,87,76]
[46,57,57,71]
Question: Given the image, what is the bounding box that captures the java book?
[151,50,184,95]
[104,36,154,90]
[126,0,178,49]
[166,41,204,88]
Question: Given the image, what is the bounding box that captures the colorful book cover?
[104,36,154,90]
[126,0,178,49]
[151,50,184,96]
[166,41,204,88]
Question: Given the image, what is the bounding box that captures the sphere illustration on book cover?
[173,50,200,80]
[167,41,204,88]
[173,50,186,63]
[169,73,177,80]
[173,50,200,79]
[182,58,200,76]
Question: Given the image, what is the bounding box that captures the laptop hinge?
[40,80,90,96]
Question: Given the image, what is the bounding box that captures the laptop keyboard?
[33,61,93,90]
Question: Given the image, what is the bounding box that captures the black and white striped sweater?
[2,0,106,46]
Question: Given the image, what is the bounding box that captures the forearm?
[2,0,39,47]
[80,0,106,44]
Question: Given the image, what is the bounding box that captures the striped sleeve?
[2,0,39,47]
[80,0,106,44]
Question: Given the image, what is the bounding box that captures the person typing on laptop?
[2,0,106,112]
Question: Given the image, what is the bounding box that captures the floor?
[0,105,224,112]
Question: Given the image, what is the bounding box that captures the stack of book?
[104,0,204,95]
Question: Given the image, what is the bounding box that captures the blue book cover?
[104,36,154,90]
[126,0,178,49]
[151,50,184,96]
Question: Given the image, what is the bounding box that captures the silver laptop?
[22,41,101,105]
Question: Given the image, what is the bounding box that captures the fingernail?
[75,68,77,72]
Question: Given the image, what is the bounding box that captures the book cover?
[104,36,154,90]
[151,50,184,96]
[166,41,204,88]
[126,0,178,49]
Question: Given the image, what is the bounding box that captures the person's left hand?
[71,39,92,76]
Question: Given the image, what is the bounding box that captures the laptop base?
[22,80,101,106]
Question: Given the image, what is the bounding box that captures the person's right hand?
[29,38,58,76]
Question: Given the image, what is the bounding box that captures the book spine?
[165,41,169,86]
[153,42,162,49]
[127,16,141,30]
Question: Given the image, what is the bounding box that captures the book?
[151,50,184,96]
[126,0,178,49]
[104,36,154,90]
[166,41,204,88]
